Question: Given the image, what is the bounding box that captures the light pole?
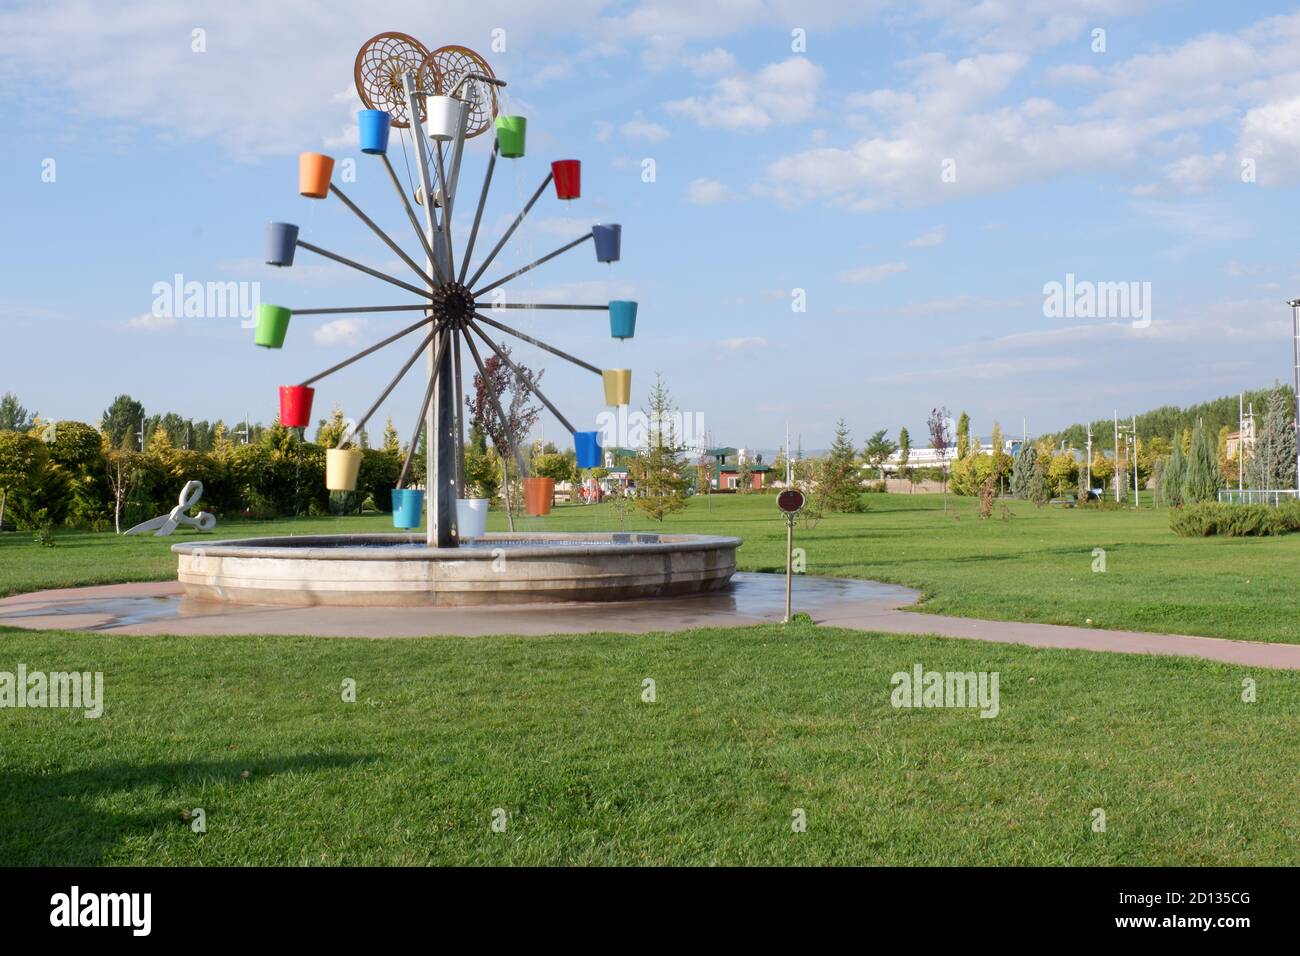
[1289,299,1300,491]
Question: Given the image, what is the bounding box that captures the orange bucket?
[299,152,335,199]
[524,476,555,516]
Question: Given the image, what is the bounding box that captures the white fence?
[1217,489,1300,506]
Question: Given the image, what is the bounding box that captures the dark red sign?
[777,490,805,514]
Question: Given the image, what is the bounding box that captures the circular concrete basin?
[172,532,741,607]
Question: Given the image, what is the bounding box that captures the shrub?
[1168,502,1300,537]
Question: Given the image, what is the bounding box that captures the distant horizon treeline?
[1039,385,1296,450]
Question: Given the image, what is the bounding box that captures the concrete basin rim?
[172,532,744,562]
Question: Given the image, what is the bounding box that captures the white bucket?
[426,96,464,142]
[456,497,489,538]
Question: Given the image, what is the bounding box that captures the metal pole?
[397,331,450,489]
[1291,300,1300,491]
[340,328,438,447]
[459,143,497,284]
[474,233,593,297]
[380,153,445,281]
[404,71,457,547]
[1114,410,1120,503]
[298,315,433,386]
[295,240,434,299]
[1132,415,1139,507]
[466,173,555,290]
[468,324,578,435]
[491,303,608,311]
[784,514,794,624]
[328,183,432,286]
[474,312,602,374]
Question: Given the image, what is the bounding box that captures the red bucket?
[279,385,315,429]
[551,160,580,200]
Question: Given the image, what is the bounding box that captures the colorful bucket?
[325,448,363,491]
[575,431,602,469]
[456,497,489,538]
[552,160,581,200]
[391,488,425,529]
[426,96,464,142]
[358,110,391,155]
[255,304,292,348]
[299,152,334,199]
[523,476,554,516]
[609,300,637,339]
[602,369,631,406]
[495,115,527,158]
[592,223,621,263]
[278,384,314,428]
[265,221,299,267]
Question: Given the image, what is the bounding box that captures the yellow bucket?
[325,448,363,491]
[602,369,631,406]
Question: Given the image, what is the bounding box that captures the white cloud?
[666,57,824,131]
[620,118,671,142]
[687,177,741,204]
[313,318,368,347]
[838,262,908,283]
[716,336,769,351]
[908,225,946,247]
[1238,96,1300,186]
[122,312,177,333]
[1164,152,1228,193]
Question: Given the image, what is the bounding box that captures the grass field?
[4,492,1300,643]
[3,492,1298,866]
[3,623,1296,865]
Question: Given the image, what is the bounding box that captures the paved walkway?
[2,575,1299,670]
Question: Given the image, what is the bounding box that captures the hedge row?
[1168,501,1300,537]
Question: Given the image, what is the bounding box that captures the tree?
[955,411,971,459]
[819,419,864,513]
[1047,450,1078,499]
[100,395,146,450]
[105,449,141,534]
[315,404,349,449]
[863,428,898,481]
[897,427,911,489]
[381,417,401,456]
[1160,440,1186,507]
[1010,443,1036,499]
[0,393,34,432]
[631,374,689,521]
[928,407,952,508]
[467,343,542,526]
[989,422,1010,493]
[533,452,575,484]
[1245,386,1297,491]
[1183,422,1223,503]
[0,431,46,530]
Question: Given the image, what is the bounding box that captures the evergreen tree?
[1182,422,1223,503]
[862,428,898,481]
[381,417,401,457]
[1245,386,1297,491]
[897,427,911,486]
[100,394,146,450]
[631,374,689,521]
[1010,443,1037,498]
[0,393,35,432]
[1160,440,1186,507]
[956,411,971,459]
[820,419,864,512]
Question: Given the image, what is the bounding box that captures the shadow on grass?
[0,752,377,866]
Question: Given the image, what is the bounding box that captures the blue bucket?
[609,300,637,339]
[392,488,425,529]
[359,110,391,155]
[592,223,621,263]
[265,222,299,267]
[575,431,603,469]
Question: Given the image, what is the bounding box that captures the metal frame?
[264,56,623,547]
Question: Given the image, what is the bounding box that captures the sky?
[4,0,1300,452]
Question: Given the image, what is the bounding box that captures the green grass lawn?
[5,492,1300,643]
[4,493,1299,866]
[3,623,1295,865]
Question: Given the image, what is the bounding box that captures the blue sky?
[4,1,1300,451]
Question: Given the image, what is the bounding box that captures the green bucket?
[495,115,527,158]
[255,304,292,348]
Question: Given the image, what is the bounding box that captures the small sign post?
[777,490,805,623]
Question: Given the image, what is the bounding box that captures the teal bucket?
[392,488,425,529]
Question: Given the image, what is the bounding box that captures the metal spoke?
[474,312,601,375]
[299,314,434,386]
[490,302,608,311]
[396,330,451,489]
[340,324,440,447]
[328,183,432,286]
[296,240,434,299]
[473,233,593,297]
[435,141,455,279]
[458,142,497,284]
[294,304,437,316]
[465,172,554,290]
[467,322,577,435]
[380,153,446,283]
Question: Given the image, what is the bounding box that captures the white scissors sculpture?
[124,480,217,536]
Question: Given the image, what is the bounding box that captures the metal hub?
[432,282,475,326]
